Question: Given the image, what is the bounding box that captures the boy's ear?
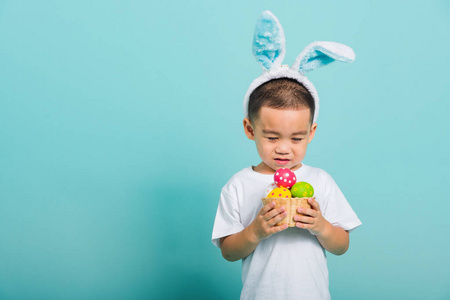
[243,118,255,140]
[308,123,317,143]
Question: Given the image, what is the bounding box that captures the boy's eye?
[292,138,302,142]
[267,137,278,141]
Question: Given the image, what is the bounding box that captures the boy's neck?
[253,162,303,174]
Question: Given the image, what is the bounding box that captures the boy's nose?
[275,144,290,154]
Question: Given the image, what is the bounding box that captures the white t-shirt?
[212,164,362,300]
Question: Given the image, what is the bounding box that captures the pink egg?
[274,168,296,188]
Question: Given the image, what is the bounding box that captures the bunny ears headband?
[243,11,355,123]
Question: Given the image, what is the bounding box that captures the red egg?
[274,168,296,188]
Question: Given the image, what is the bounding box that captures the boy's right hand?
[220,201,289,261]
[250,201,289,242]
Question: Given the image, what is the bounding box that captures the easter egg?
[265,182,278,196]
[274,168,296,188]
[291,181,314,198]
[267,187,292,198]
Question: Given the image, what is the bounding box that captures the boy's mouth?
[274,158,290,165]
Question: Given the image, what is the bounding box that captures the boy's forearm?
[220,225,260,262]
[316,222,349,255]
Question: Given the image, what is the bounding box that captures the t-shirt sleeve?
[321,172,362,232]
[211,188,245,248]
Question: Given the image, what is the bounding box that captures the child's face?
[243,106,317,174]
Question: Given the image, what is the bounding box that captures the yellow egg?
[267,187,292,198]
[291,182,314,198]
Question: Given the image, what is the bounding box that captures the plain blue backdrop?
[1,1,449,299]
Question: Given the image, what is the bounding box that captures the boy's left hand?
[294,198,327,236]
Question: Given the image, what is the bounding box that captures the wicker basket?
[261,197,313,227]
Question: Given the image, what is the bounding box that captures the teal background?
[1,1,449,299]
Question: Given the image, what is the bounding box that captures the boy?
[212,11,361,300]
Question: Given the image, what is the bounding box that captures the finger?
[296,222,312,230]
[267,210,287,226]
[297,207,317,218]
[308,197,320,211]
[294,215,314,224]
[264,205,286,221]
[260,201,276,215]
[270,223,289,234]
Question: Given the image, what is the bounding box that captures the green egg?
[291,182,314,198]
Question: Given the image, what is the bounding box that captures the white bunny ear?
[252,11,286,71]
[291,41,355,74]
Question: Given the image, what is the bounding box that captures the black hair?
[248,78,315,124]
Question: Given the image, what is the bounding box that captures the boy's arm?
[313,222,349,255]
[220,201,288,262]
[295,198,349,255]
